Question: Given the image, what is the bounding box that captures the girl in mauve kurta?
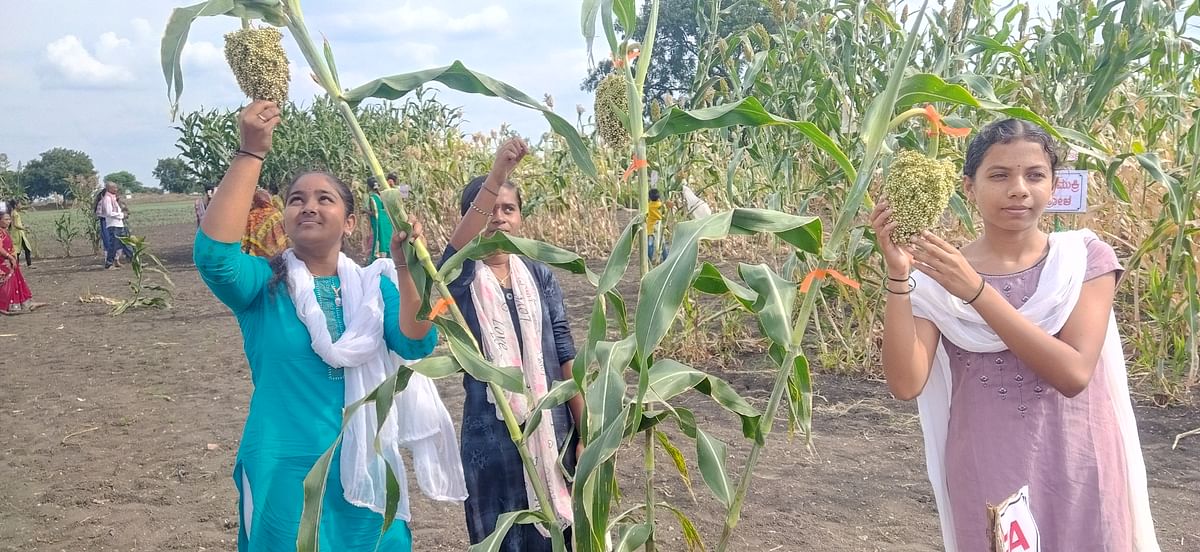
[194,100,463,551]
[871,118,1158,551]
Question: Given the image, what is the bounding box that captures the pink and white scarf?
[470,255,573,531]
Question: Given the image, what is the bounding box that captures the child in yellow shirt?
[647,188,666,262]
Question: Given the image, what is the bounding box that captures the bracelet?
[468,201,492,218]
[887,275,910,282]
[963,278,987,305]
[479,186,500,196]
[235,149,265,162]
[885,276,915,295]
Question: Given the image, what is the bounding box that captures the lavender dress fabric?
[938,237,1130,550]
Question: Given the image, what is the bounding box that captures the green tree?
[580,0,775,103]
[152,157,200,193]
[23,148,97,199]
[104,170,157,194]
[0,154,24,200]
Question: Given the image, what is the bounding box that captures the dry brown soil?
[1,222,1197,551]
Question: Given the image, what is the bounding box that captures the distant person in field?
[0,212,44,314]
[93,188,112,264]
[97,181,133,269]
[7,198,34,268]
[387,173,413,201]
[871,119,1157,551]
[195,185,215,226]
[646,187,666,262]
[441,138,582,552]
[241,188,288,258]
[193,100,462,552]
[680,183,711,219]
[366,176,394,261]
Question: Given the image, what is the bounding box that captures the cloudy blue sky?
[0,0,596,188]
[1,0,1065,189]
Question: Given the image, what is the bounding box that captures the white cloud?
[44,35,134,86]
[288,61,325,99]
[393,42,440,66]
[96,31,131,59]
[130,18,152,41]
[181,40,225,69]
[445,5,509,32]
[334,3,509,35]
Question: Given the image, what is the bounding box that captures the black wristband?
[887,275,910,282]
[885,276,915,295]
[235,149,265,162]
[963,279,987,305]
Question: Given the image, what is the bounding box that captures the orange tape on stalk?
[427,297,455,320]
[924,105,971,137]
[622,156,649,182]
[799,269,861,293]
[613,48,641,68]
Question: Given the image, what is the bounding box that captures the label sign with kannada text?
[1046,169,1088,214]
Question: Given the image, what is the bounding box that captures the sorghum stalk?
[627,1,662,548]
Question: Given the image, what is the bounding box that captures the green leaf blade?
[695,429,732,507]
[342,61,596,177]
[643,97,855,180]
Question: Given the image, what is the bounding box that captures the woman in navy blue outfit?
[438,138,583,551]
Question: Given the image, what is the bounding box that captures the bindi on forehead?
[986,161,1047,170]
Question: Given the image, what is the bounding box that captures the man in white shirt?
[97,180,133,269]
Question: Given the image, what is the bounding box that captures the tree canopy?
[152,157,201,194]
[22,148,97,199]
[581,0,776,105]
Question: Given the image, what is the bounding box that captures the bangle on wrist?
[963,278,986,305]
[885,276,915,295]
[235,149,265,162]
[887,274,910,282]
[468,201,492,218]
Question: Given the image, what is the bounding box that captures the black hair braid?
[267,253,289,295]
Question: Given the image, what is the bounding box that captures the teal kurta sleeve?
[379,276,438,360]
[193,229,272,313]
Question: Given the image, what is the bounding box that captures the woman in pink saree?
[0,212,43,314]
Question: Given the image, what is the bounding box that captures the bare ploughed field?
[2,222,1196,551]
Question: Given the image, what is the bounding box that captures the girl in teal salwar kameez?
[195,100,463,551]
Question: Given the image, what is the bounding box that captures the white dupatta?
[285,250,467,521]
[909,230,1158,552]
